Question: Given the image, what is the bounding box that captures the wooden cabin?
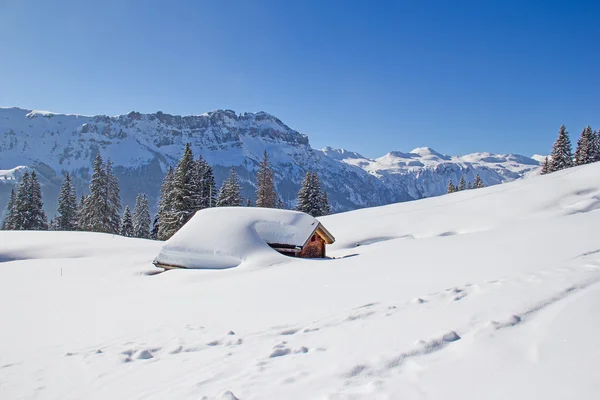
[268,222,335,258]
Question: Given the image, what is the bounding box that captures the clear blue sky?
[1,0,598,158]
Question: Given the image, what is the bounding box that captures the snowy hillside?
[1,162,599,399]
[0,107,539,216]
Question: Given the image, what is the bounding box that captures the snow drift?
[1,162,600,400]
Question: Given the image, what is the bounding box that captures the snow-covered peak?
[320,147,367,161]
[409,147,451,161]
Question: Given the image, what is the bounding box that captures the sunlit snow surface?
[1,163,600,399]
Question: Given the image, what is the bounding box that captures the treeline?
[540,125,600,174]
[1,153,153,238]
[2,144,331,240]
[447,174,484,194]
[153,143,330,240]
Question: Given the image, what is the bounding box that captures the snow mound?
[153,207,325,269]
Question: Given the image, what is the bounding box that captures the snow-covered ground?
[1,162,600,399]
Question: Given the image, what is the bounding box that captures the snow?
[0,166,28,183]
[1,162,600,399]
[532,153,549,162]
[154,207,324,269]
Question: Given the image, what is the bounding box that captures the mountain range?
[0,107,541,218]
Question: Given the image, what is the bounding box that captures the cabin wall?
[299,234,326,258]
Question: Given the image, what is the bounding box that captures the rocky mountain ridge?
[0,107,540,218]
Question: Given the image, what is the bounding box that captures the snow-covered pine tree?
[76,194,86,230]
[1,189,16,230]
[133,193,151,239]
[591,130,600,162]
[190,156,204,211]
[56,172,78,231]
[295,170,312,214]
[548,125,573,172]
[458,176,467,191]
[474,174,484,189]
[105,159,122,234]
[12,171,31,230]
[199,159,217,209]
[309,172,325,217]
[13,171,48,230]
[49,218,59,231]
[320,191,331,216]
[574,125,594,165]
[295,171,326,217]
[79,153,107,232]
[540,156,550,175]
[157,166,175,240]
[216,168,242,207]
[276,197,286,209]
[255,150,277,208]
[447,180,456,193]
[160,144,195,239]
[28,171,48,230]
[120,205,134,237]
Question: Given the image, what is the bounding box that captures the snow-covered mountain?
[0,107,540,216]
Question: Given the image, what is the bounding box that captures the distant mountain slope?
[0,107,540,218]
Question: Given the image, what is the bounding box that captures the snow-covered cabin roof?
[153,207,335,269]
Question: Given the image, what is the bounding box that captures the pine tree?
[255,150,277,208]
[105,159,122,234]
[295,171,327,217]
[79,153,121,234]
[276,197,286,209]
[76,194,86,230]
[56,172,78,231]
[133,193,151,239]
[591,130,600,162]
[540,156,550,175]
[49,218,59,231]
[548,125,573,172]
[157,166,175,240]
[199,159,217,209]
[217,168,243,207]
[1,189,16,230]
[13,171,48,230]
[458,176,467,191]
[474,174,484,189]
[574,125,595,165]
[160,144,195,239]
[320,191,331,216]
[28,171,48,230]
[151,216,160,240]
[120,205,134,237]
[12,171,31,230]
[79,153,107,232]
[447,180,456,194]
[295,170,312,214]
[309,172,325,216]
